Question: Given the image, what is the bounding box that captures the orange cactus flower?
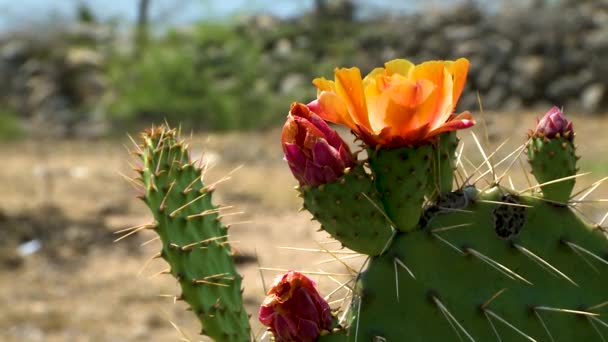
[307,58,475,148]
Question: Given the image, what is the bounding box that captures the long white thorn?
[496,139,531,184]
[471,131,497,183]
[599,211,608,227]
[431,223,472,233]
[513,243,578,286]
[466,248,533,285]
[140,236,160,247]
[518,173,590,195]
[518,156,534,190]
[393,257,416,303]
[480,288,508,310]
[535,306,598,316]
[566,240,600,273]
[258,268,352,277]
[456,142,470,180]
[484,311,502,342]
[588,316,607,342]
[317,254,366,265]
[570,176,608,203]
[587,300,608,311]
[314,243,358,275]
[484,309,537,342]
[114,223,156,242]
[323,278,353,301]
[475,141,525,185]
[169,192,209,218]
[564,240,608,267]
[432,296,476,342]
[476,199,532,208]
[533,311,555,342]
[354,295,362,342]
[362,192,397,228]
[590,316,608,329]
[466,138,511,184]
[432,233,465,255]
[277,247,358,254]
[508,176,516,190]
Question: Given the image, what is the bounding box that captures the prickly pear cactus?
[123,58,608,342]
[132,126,250,342]
[278,59,608,341]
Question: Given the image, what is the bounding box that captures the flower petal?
[334,67,371,130]
[362,67,385,88]
[258,304,277,326]
[273,314,299,341]
[380,78,437,137]
[296,318,323,342]
[426,111,475,137]
[308,92,356,131]
[445,58,470,106]
[384,59,414,77]
[312,77,336,94]
[313,140,344,174]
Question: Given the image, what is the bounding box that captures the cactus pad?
[135,126,250,342]
[527,135,578,203]
[302,164,393,256]
[348,186,608,341]
[368,144,433,232]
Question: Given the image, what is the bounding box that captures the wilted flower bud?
[282,102,355,186]
[259,271,332,342]
[535,106,574,139]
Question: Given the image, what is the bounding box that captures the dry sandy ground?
[2,110,608,341]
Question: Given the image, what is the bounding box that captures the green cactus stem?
[368,144,432,232]
[426,132,459,201]
[347,185,608,341]
[301,164,393,256]
[527,133,578,203]
[135,126,250,342]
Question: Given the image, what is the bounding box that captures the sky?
[0,0,535,33]
[0,0,466,31]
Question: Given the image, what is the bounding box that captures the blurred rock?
[279,73,306,94]
[581,83,606,113]
[0,23,109,138]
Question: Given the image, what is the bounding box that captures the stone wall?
[0,0,606,137]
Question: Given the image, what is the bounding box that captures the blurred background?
[2,0,608,341]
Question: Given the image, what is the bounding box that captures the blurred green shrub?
[108,22,292,131]
[0,110,24,140]
[106,11,361,131]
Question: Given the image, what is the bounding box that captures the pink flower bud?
[258,271,332,342]
[535,106,574,139]
[281,102,355,186]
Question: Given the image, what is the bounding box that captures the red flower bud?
[282,102,355,186]
[535,106,574,139]
[258,271,332,342]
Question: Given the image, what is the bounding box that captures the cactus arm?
[136,126,250,342]
[302,164,394,256]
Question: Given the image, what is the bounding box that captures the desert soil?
[2,110,608,342]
